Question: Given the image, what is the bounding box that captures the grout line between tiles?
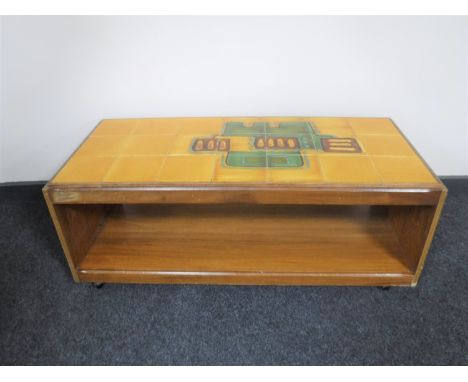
[316,156,328,183]
[367,155,385,185]
[129,119,141,135]
[209,154,218,183]
[312,154,326,183]
[153,133,179,182]
[101,156,121,183]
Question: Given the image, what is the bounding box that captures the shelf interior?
[77,204,413,280]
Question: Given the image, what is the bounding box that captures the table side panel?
[44,187,108,281]
[413,189,448,284]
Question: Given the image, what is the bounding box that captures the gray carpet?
[0,179,467,365]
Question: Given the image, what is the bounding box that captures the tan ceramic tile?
[358,135,415,156]
[74,136,128,157]
[121,134,176,156]
[309,117,353,137]
[372,156,438,184]
[158,155,217,182]
[132,118,182,135]
[313,125,355,137]
[228,136,254,151]
[213,164,267,183]
[319,150,366,158]
[348,118,399,135]
[53,156,115,183]
[104,156,166,182]
[319,155,382,184]
[310,117,349,129]
[170,135,199,155]
[92,119,138,136]
[177,118,224,135]
[268,155,322,183]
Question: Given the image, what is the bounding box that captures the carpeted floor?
[0,179,467,365]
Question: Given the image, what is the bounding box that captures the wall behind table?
[1,16,467,182]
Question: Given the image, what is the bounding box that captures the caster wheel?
[378,286,391,291]
[92,282,105,289]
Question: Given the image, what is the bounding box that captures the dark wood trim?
[77,269,414,286]
[45,185,442,206]
[43,188,80,281]
[412,188,448,284]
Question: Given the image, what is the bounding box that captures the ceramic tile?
[348,118,399,135]
[74,136,128,157]
[310,117,349,129]
[103,156,166,182]
[265,136,279,150]
[228,136,254,151]
[262,121,337,153]
[264,121,311,137]
[121,134,176,156]
[222,121,266,137]
[313,124,355,137]
[319,155,382,184]
[52,157,115,183]
[158,155,217,182]
[51,117,437,186]
[319,149,365,157]
[358,135,415,156]
[177,118,224,135]
[170,135,212,155]
[213,162,267,182]
[372,156,438,184]
[92,119,138,136]
[266,151,303,168]
[132,118,182,135]
[267,155,322,183]
[264,117,304,127]
[225,151,268,168]
[319,138,365,155]
[266,136,307,151]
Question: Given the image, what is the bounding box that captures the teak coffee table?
[43,117,446,287]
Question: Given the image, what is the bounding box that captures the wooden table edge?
[43,182,444,205]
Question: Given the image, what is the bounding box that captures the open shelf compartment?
[44,200,443,286]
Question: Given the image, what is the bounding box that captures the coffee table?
[43,117,446,286]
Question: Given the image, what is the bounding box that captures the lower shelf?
[77,204,414,285]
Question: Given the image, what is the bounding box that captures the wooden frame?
[43,183,446,286]
[43,117,447,287]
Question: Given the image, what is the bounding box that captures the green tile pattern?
[222,121,333,167]
[226,151,303,168]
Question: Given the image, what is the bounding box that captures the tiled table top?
[51,117,439,186]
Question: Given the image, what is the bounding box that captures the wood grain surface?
[77,204,413,285]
